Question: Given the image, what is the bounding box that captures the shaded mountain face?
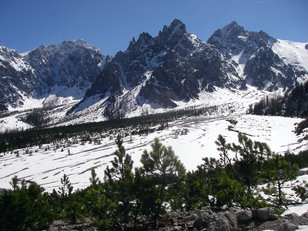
[77,19,243,118]
[75,19,307,119]
[207,21,307,91]
[0,19,307,122]
[0,40,104,110]
[25,40,104,95]
[0,47,37,109]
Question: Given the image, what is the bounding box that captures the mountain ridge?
[0,19,307,129]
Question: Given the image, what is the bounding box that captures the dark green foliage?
[58,174,73,198]
[262,154,298,206]
[249,81,308,117]
[195,134,298,209]
[64,193,84,224]
[54,174,85,223]
[85,185,115,229]
[215,170,243,207]
[292,182,308,202]
[89,168,101,189]
[177,171,208,210]
[0,177,53,231]
[140,138,186,227]
[22,108,49,128]
[233,134,271,193]
[104,135,134,228]
[0,134,303,230]
[284,150,308,169]
[215,135,232,167]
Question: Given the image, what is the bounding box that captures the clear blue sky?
[1,0,307,56]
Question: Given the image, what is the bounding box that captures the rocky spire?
[157,18,187,48]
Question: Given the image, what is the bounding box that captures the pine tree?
[215,135,232,167]
[57,174,84,223]
[263,154,298,206]
[85,186,114,228]
[141,138,185,227]
[0,177,53,231]
[215,170,243,207]
[58,174,73,199]
[104,135,134,227]
[89,168,100,189]
[232,133,263,194]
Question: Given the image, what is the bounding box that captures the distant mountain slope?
[0,19,307,128]
[70,19,308,120]
[0,46,37,110]
[207,21,307,90]
[73,19,244,119]
[250,80,308,117]
[0,40,104,111]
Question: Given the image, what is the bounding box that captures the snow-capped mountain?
[208,21,307,90]
[0,46,37,110]
[70,19,308,120]
[0,19,307,128]
[0,39,104,111]
[73,19,243,119]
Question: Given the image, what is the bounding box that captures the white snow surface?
[273,39,308,74]
[0,114,306,193]
[0,112,33,133]
[282,202,308,217]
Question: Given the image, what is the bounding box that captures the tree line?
[0,134,306,231]
[249,81,308,117]
[0,103,230,153]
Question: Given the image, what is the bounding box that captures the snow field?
[0,114,305,193]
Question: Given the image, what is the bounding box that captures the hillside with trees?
[1,134,307,231]
[249,81,308,117]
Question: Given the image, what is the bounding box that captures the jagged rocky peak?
[217,21,246,41]
[137,32,154,45]
[157,19,187,47]
[166,18,187,34]
[0,46,21,59]
[128,32,154,52]
[22,39,105,98]
[208,21,245,40]
[208,21,276,55]
[26,39,101,60]
[208,21,248,53]
[59,39,101,52]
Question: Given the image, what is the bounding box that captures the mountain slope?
[0,40,105,111]
[69,19,308,121]
[250,80,308,117]
[208,21,307,91]
[0,19,308,128]
[0,46,37,110]
[0,114,305,191]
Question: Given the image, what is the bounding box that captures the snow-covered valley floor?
[0,114,306,193]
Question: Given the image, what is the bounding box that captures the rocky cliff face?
[1,19,307,123]
[0,47,37,109]
[25,40,104,96]
[208,21,307,91]
[0,40,104,110]
[73,19,307,119]
[75,19,244,119]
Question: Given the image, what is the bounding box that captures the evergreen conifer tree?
[104,135,134,227]
[263,154,298,206]
[141,138,185,227]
